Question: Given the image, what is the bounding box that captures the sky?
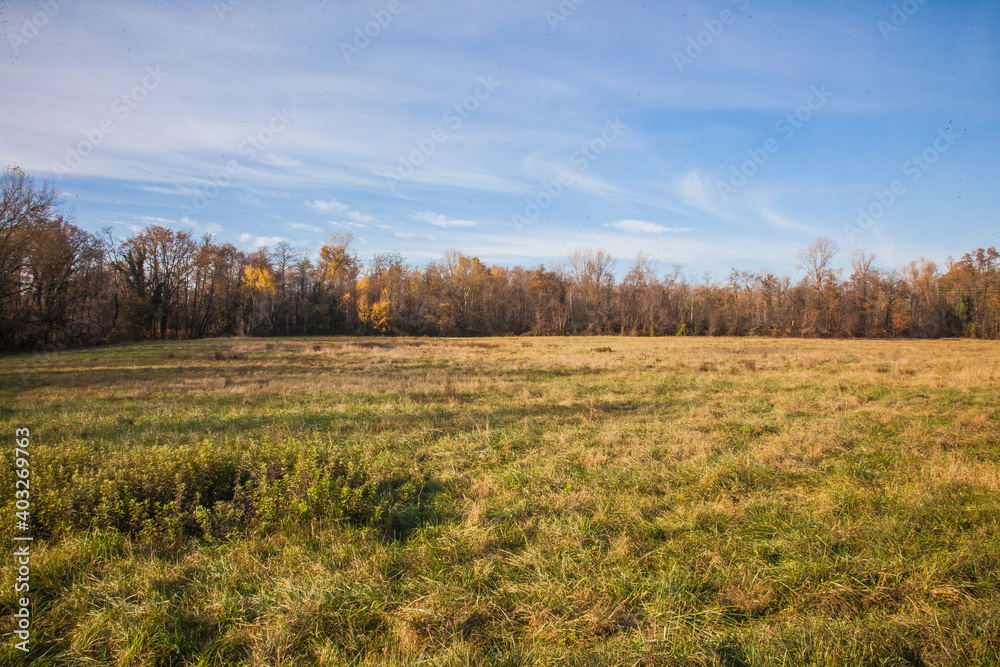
[2,0,998,279]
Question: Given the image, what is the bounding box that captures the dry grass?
[1,336,999,665]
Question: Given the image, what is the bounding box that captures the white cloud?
[675,169,724,215]
[347,210,376,223]
[412,212,478,228]
[286,221,323,233]
[308,200,375,224]
[326,220,369,229]
[117,224,144,234]
[261,154,301,168]
[305,199,349,213]
[608,219,692,234]
[142,185,202,196]
[758,208,817,234]
[672,169,743,224]
[177,218,223,237]
[239,234,287,249]
[134,215,178,225]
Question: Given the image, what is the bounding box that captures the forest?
[2,167,998,352]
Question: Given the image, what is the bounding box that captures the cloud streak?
[608,219,692,234]
[412,212,478,228]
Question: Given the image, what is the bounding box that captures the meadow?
[1,336,999,666]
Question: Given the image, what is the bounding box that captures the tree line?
[2,167,998,352]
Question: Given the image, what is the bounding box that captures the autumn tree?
[438,250,492,334]
[567,248,616,333]
[23,218,93,345]
[621,252,660,335]
[0,168,61,347]
[901,258,943,337]
[942,248,1000,338]
[529,265,569,333]
[4,170,1000,348]
[797,237,842,335]
[317,233,359,332]
[111,225,197,339]
[242,250,277,335]
[844,250,879,337]
[181,237,246,338]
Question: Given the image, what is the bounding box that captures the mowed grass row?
[1,337,999,666]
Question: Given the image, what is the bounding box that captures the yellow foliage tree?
[369,295,391,333]
[318,234,356,285]
[355,276,391,333]
[242,265,275,295]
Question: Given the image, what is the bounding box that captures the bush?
[3,439,430,545]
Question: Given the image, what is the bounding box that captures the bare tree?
[567,248,616,332]
[111,225,197,339]
[797,237,841,335]
[846,250,878,336]
[0,168,61,346]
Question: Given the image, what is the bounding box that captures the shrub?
[4,439,430,545]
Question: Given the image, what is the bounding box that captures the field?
[2,336,1000,666]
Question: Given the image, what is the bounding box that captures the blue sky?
[2,0,997,278]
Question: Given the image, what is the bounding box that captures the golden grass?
[1,336,999,665]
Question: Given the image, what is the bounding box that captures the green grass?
[1,337,999,665]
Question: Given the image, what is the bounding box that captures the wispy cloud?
[674,169,734,220]
[326,221,369,229]
[178,217,223,237]
[142,185,202,196]
[134,215,178,225]
[286,221,323,233]
[758,208,817,235]
[411,212,478,228]
[305,200,349,214]
[607,219,692,234]
[239,234,287,249]
[307,199,375,226]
